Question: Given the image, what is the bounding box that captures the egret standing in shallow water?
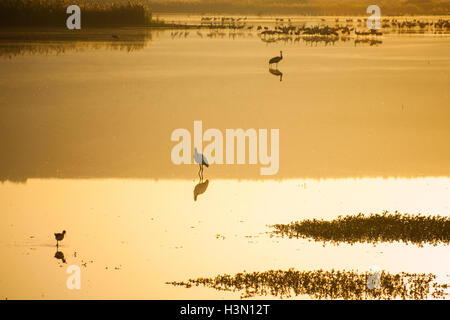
[54,230,66,247]
[269,51,283,68]
[194,148,209,181]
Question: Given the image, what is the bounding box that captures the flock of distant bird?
[179,16,450,33]
[170,17,449,86]
[197,16,450,30]
[167,16,450,46]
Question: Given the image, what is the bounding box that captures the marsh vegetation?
[0,0,158,27]
[168,268,449,299]
[270,211,450,246]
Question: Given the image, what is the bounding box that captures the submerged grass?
[270,211,450,246]
[0,0,164,27]
[167,268,449,299]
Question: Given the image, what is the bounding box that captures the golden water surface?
[0,18,449,299]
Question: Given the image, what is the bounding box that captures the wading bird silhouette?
[269,51,283,68]
[194,148,209,181]
[54,230,66,247]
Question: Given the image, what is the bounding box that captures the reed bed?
[0,0,159,27]
[167,268,449,299]
[270,211,450,246]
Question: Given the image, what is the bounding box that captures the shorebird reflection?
[54,250,66,264]
[269,68,283,81]
[194,179,209,201]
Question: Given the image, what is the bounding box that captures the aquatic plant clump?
[167,269,449,299]
[0,0,156,27]
[270,211,450,246]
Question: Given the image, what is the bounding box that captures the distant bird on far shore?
[54,230,66,247]
[112,34,119,40]
[269,51,283,67]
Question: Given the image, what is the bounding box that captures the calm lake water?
[0,16,449,299]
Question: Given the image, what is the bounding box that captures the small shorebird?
[54,230,66,247]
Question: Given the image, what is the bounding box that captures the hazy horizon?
[93,0,450,15]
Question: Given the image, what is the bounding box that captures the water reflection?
[0,23,449,183]
[259,34,385,47]
[0,28,153,58]
[54,250,66,264]
[270,211,450,246]
[167,268,449,299]
[0,178,448,299]
[269,68,283,81]
[194,179,209,201]
[354,38,383,47]
[2,16,446,60]
[172,17,450,47]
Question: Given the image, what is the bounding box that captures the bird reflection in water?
[194,179,209,201]
[269,68,283,81]
[193,147,210,201]
[54,250,66,264]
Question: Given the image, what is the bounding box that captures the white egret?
[194,148,209,181]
